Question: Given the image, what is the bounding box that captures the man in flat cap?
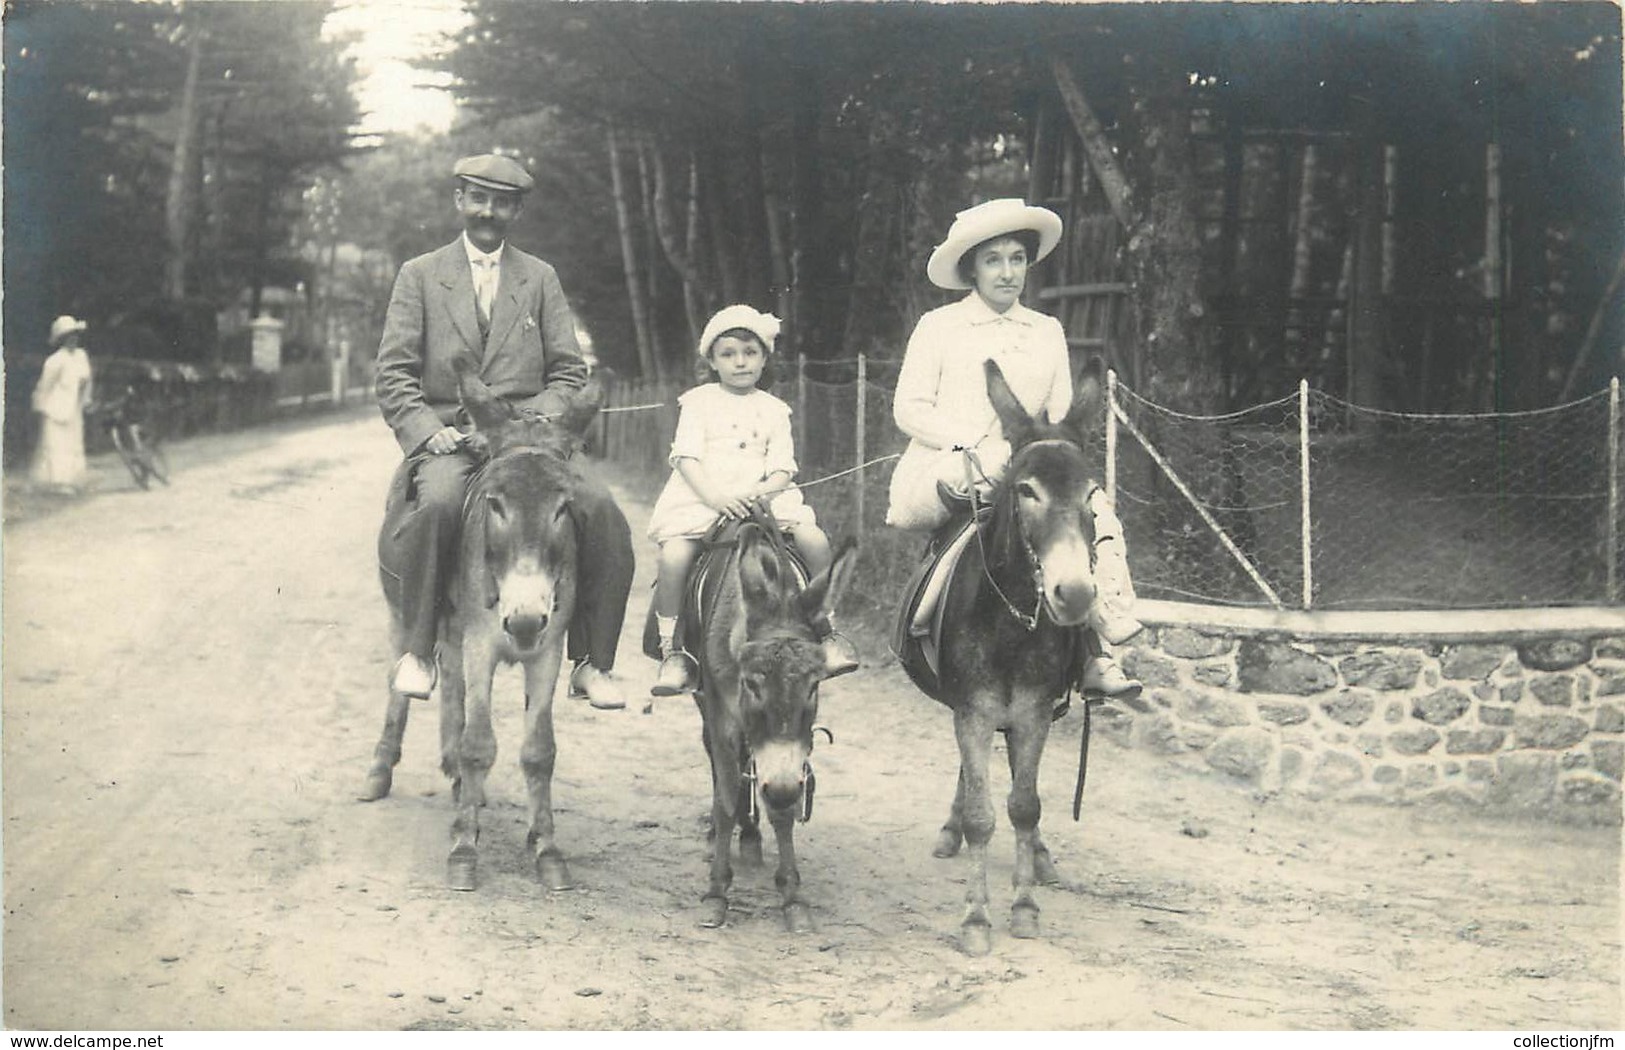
[374,153,635,710]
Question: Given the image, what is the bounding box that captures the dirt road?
[3,412,1619,1031]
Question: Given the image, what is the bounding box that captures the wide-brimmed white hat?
[696,304,781,358]
[49,315,87,346]
[925,198,1063,290]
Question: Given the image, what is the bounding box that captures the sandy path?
[3,412,1619,1030]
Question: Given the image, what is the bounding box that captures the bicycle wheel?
[109,424,152,489]
[138,429,170,486]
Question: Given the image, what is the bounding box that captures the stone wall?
[1108,619,1625,824]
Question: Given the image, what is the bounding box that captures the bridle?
[460,440,573,519]
[743,726,835,825]
[961,441,1098,633]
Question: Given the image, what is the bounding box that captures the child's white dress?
[647,383,816,543]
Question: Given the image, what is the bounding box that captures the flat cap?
[453,153,534,194]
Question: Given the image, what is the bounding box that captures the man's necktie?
[474,259,495,327]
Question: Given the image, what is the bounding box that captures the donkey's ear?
[1061,356,1107,438]
[737,528,787,634]
[555,370,606,437]
[984,358,1036,449]
[799,537,857,630]
[456,354,512,433]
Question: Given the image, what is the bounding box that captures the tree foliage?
[426,2,1619,412]
[3,0,361,362]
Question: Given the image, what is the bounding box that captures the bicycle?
[92,387,170,490]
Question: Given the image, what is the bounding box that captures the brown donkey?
[687,512,855,932]
[362,358,602,893]
[924,359,1107,955]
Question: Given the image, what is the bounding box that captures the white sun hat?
[925,198,1064,291]
[696,304,781,359]
[48,315,87,346]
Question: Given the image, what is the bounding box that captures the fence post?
[855,352,868,531]
[1105,368,1118,502]
[1300,378,1313,609]
[1609,375,1620,603]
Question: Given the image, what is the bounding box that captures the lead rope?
[956,446,1046,632]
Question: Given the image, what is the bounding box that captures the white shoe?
[392,653,437,698]
[1080,656,1142,701]
[570,662,627,710]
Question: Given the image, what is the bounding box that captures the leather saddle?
[891,505,987,704]
[892,492,1084,719]
[642,514,810,670]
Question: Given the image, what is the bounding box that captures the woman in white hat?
[886,199,1141,699]
[645,304,860,695]
[30,315,94,494]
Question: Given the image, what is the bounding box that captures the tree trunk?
[647,141,709,298]
[164,24,205,301]
[683,155,706,347]
[787,59,830,359]
[248,169,270,319]
[1050,56,1136,233]
[608,126,657,378]
[1347,136,1387,410]
[635,140,664,375]
[1125,76,1218,413]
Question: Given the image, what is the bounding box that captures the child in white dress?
[647,304,860,695]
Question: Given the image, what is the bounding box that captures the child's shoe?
[652,645,699,696]
[820,630,860,679]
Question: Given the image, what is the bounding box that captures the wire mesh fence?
[599,361,1624,611]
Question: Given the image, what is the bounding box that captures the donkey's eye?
[553,502,571,524]
[485,494,509,522]
[1016,481,1040,502]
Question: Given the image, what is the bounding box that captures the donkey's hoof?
[932,828,964,859]
[1033,851,1062,887]
[782,902,814,934]
[535,852,573,891]
[699,896,728,929]
[357,768,393,802]
[447,847,478,892]
[1011,904,1041,940]
[959,922,993,957]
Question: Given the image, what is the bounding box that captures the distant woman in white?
[31,315,94,494]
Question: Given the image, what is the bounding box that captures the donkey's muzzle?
[1047,578,1097,627]
[503,612,548,650]
[761,778,804,813]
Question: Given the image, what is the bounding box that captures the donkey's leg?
[1005,738,1060,885]
[932,767,968,858]
[447,637,498,892]
[360,682,410,802]
[700,723,742,929]
[520,637,572,890]
[769,808,812,933]
[362,620,416,802]
[1006,707,1051,939]
[953,703,998,956]
[438,639,471,801]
